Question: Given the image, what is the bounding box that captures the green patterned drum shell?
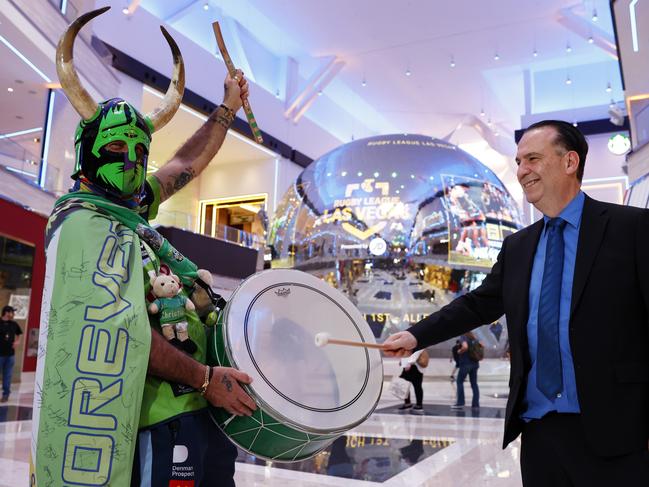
[207,269,383,462]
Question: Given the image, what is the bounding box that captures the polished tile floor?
[1,364,522,486]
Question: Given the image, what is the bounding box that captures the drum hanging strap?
[194,277,228,312]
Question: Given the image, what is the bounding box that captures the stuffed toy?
[149,272,197,354]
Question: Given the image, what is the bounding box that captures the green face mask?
[74,98,154,198]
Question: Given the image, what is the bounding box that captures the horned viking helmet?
[56,6,185,197]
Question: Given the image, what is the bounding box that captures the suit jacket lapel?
[570,196,609,318]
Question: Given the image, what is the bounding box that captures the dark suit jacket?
[409,196,649,457]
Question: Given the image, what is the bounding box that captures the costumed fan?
[30,7,256,487]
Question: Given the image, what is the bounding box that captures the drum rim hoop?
[221,269,383,434]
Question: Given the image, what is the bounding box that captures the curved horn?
[56,7,109,120]
[147,26,185,132]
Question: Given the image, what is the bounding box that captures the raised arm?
[153,70,249,202]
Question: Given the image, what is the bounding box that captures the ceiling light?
[274,89,280,98]
[326,172,332,177]
[450,56,456,68]
[572,121,578,127]
[493,53,500,61]
[565,76,572,85]
[592,9,598,22]
[480,108,485,117]
[391,172,397,178]
[373,172,379,177]
[565,43,572,53]
[341,171,347,177]
[318,90,323,96]
[609,99,616,108]
[361,78,367,87]
[487,118,492,127]
[588,36,594,44]
[7,87,13,92]
[405,68,411,77]
[357,171,363,177]
[0,34,51,82]
[606,82,612,93]
[203,2,209,10]
[122,7,129,14]
[533,49,538,58]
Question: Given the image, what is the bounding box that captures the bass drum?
[207,269,383,462]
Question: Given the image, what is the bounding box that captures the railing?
[153,209,266,251]
[0,136,41,181]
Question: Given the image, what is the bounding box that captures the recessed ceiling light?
[480,108,485,117]
[588,36,594,44]
[606,82,612,93]
[405,68,412,76]
[493,53,500,61]
[318,90,323,96]
[566,43,572,53]
[572,121,578,127]
[122,7,129,14]
[533,49,538,58]
[592,9,598,22]
[373,172,379,177]
[7,87,13,92]
[565,76,572,85]
[357,171,363,177]
[203,2,209,10]
[361,78,367,87]
[341,171,347,177]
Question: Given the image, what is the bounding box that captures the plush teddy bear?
[148,272,197,354]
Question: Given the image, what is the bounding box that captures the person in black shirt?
[0,305,22,402]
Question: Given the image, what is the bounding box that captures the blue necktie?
[536,217,567,400]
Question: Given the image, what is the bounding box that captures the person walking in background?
[452,331,481,409]
[0,305,22,403]
[398,349,429,413]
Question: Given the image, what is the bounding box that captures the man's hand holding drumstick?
[382,330,418,358]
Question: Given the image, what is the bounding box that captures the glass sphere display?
[269,134,523,357]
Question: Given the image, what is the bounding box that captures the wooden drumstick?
[212,21,263,144]
[315,332,386,350]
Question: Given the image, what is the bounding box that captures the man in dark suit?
[384,120,649,486]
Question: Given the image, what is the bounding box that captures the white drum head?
[224,269,383,433]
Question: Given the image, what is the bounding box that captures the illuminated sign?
[369,237,387,256]
[608,133,631,155]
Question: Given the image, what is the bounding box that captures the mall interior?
[0,1,648,486]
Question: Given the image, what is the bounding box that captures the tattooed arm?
[152,70,249,203]
[148,327,256,416]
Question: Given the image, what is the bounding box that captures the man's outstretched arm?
[147,327,256,416]
[153,70,249,203]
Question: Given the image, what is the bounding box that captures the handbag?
[389,376,412,400]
